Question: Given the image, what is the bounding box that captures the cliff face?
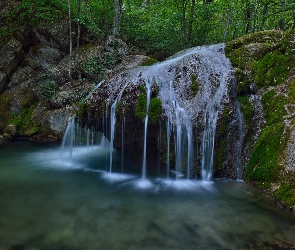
[226,30,295,210]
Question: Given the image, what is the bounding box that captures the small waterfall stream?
[62,44,244,181]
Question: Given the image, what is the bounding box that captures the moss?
[288,78,295,103]
[275,184,295,208]
[140,58,158,66]
[10,104,40,136]
[245,90,286,188]
[191,74,198,96]
[148,98,162,123]
[252,51,293,88]
[237,95,253,126]
[262,90,286,124]
[245,123,284,188]
[135,93,146,121]
[225,30,283,54]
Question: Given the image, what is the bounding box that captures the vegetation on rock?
[226,29,295,210]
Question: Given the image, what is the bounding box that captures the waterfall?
[166,119,171,179]
[235,102,244,180]
[66,43,236,180]
[121,116,125,173]
[142,84,151,179]
[61,117,75,158]
[109,101,117,173]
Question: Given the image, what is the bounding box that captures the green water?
[0,140,294,250]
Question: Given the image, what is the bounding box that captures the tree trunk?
[181,0,187,47]
[68,0,72,78]
[223,9,232,42]
[188,0,196,46]
[112,0,123,37]
[76,0,81,80]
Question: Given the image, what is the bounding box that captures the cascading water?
[142,83,151,179]
[69,43,241,181]
[61,117,75,158]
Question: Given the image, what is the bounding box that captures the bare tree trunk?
[68,0,72,78]
[223,9,232,42]
[76,0,81,80]
[76,0,81,59]
[188,0,196,46]
[112,0,123,37]
[181,0,187,47]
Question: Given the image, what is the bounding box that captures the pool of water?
[0,140,295,249]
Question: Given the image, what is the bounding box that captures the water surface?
[0,140,295,249]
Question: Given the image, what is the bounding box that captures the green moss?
[225,30,283,55]
[191,74,198,96]
[245,90,286,188]
[252,51,292,88]
[289,79,295,103]
[10,104,40,136]
[245,123,284,188]
[140,58,158,66]
[275,184,295,208]
[135,93,146,121]
[148,98,162,123]
[262,90,286,124]
[237,95,253,126]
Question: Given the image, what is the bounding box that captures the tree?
[113,0,123,37]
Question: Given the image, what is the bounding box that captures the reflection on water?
[0,141,295,250]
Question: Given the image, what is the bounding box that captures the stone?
[0,72,7,93]
[4,124,16,136]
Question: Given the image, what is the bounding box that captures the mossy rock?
[10,104,40,136]
[225,30,283,53]
[140,58,158,66]
[245,90,287,188]
[135,93,146,121]
[148,97,162,124]
[237,95,253,126]
[191,74,198,96]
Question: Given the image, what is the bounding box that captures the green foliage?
[12,0,66,27]
[191,75,198,96]
[40,81,58,102]
[148,98,162,124]
[81,54,115,80]
[135,93,146,122]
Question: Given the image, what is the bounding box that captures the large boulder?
[226,29,295,210]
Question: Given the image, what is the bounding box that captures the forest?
[1,0,295,57]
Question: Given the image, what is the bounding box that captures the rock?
[105,36,129,62]
[7,66,34,89]
[4,124,16,136]
[27,45,62,70]
[0,72,7,93]
[0,37,24,87]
